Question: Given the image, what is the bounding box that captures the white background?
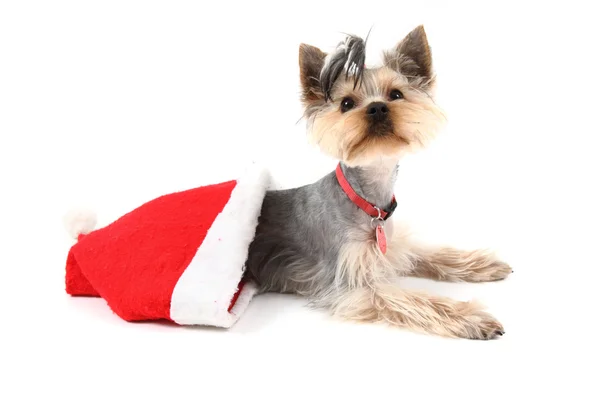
[1,1,599,399]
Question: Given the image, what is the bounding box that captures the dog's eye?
[340,97,355,113]
[389,89,404,100]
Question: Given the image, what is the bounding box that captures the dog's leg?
[384,224,511,282]
[329,283,504,339]
[409,246,512,283]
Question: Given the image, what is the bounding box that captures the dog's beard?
[306,98,436,167]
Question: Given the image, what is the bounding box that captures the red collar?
[335,163,397,221]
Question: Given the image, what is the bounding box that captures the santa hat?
[63,165,269,328]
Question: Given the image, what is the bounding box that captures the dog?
[243,25,511,339]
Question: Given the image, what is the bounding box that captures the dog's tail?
[63,209,97,241]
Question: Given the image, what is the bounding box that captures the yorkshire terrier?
[244,25,511,339]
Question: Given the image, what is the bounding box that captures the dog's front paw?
[415,248,513,283]
[463,309,505,340]
[449,302,505,340]
[476,257,513,282]
[449,249,513,282]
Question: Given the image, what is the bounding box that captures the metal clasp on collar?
[370,206,385,228]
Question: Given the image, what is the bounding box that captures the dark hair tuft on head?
[319,35,367,102]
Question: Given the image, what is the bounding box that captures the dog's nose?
[366,102,389,121]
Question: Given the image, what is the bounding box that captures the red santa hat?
[63,165,269,328]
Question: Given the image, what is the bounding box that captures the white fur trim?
[63,209,97,240]
[169,164,270,327]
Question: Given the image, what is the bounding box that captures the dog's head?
[299,25,445,167]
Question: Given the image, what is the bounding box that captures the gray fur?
[243,29,416,305]
[239,27,510,340]
[244,162,398,304]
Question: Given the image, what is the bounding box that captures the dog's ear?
[384,25,434,87]
[299,43,327,105]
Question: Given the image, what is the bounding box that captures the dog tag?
[376,225,387,254]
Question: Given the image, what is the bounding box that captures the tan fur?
[307,67,446,168]
[335,237,401,289]
[297,26,507,339]
[330,227,507,339]
[411,247,513,282]
[329,284,504,339]
[336,240,384,289]
[335,218,422,289]
[299,43,327,102]
[383,25,434,88]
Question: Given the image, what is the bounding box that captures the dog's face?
[299,26,445,167]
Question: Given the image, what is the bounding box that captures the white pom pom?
[63,209,97,239]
